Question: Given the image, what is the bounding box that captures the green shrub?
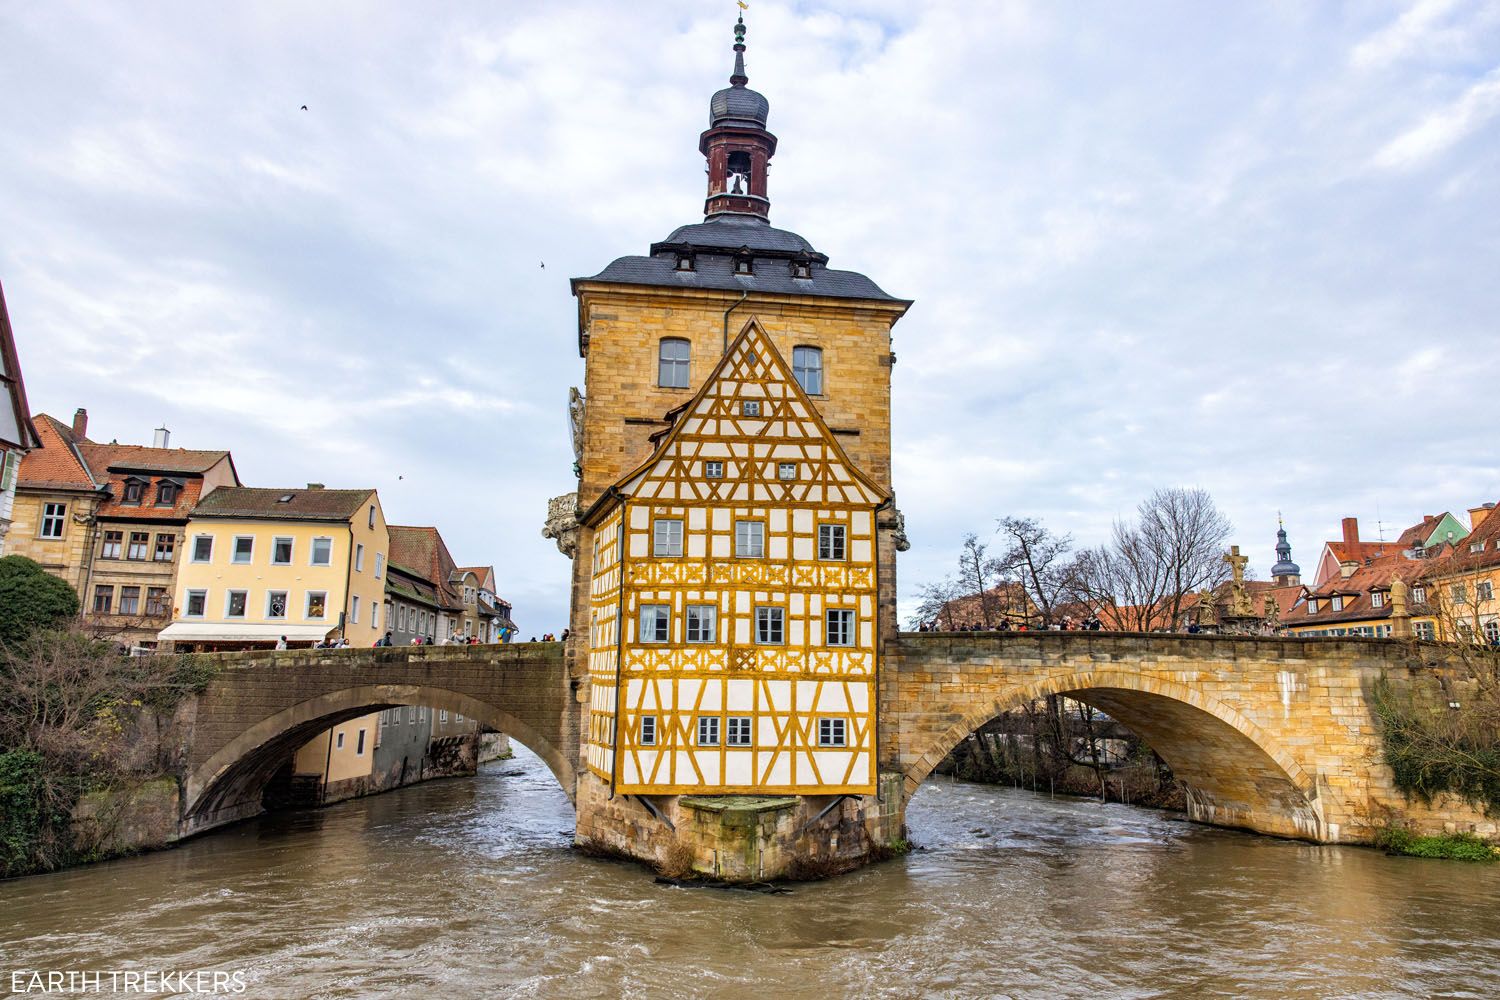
[1376,827,1498,862]
[0,555,79,646]
[0,750,57,877]
[1371,675,1500,814]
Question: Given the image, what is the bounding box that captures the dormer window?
[1331,595,1344,611]
[156,480,181,506]
[1371,591,1385,608]
[791,257,812,279]
[675,252,695,272]
[1307,598,1319,614]
[1470,541,1485,553]
[122,478,146,504]
[734,252,753,276]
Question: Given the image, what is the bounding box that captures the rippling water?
[4,749,1499,999]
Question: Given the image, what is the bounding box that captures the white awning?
[156,622,336,642]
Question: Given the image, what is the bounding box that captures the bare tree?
[956,534,1003,628]
[995,516,1073,626]
[1068,488,1233,631]
[911,576,962,631]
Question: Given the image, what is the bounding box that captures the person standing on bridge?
[275,635,287,650]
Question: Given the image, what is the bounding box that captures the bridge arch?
[182,683,578,836]
[902,668,1328,841]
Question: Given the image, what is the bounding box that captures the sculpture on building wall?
[542,493,581,560]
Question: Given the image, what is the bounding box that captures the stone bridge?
[178,643,577,836]
[881,631,1484,844]
[171,631,1485,858]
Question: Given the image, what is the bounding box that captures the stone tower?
[549,16,912,879]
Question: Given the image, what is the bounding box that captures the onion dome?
[709,16,769,127]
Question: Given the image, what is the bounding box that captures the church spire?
[1271,517,1301,587]
[701,13,777,222]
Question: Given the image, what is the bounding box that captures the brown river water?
[4,747,1500,999]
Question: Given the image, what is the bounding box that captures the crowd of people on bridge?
[915,615,1104,633]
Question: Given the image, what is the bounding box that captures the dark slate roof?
[710,85,769,128]
[190,487,373,521]
[659,219,816,255]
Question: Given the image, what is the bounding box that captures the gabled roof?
[17,414,98,491]
[80,441,232,476]
[388,525,465,611]
[190,486,374,521]
[586,318,888,523]
[1284,551,1438,626]
[0,280,38,451]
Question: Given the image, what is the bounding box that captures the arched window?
[659,338,691,388]
[792,345,823,395]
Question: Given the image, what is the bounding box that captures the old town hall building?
[555,18,911,870]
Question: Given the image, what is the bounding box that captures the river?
[4,748,1499,999]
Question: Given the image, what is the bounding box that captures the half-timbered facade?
[583,322,885,795]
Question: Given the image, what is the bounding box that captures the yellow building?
[1422,503,1500,645]
[583,323,886,795]
[159,485,389,651]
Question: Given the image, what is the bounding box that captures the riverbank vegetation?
[1376,828,1499,862]
[0,559,218,877]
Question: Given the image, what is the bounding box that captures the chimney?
[153,426,170,449]
[1340,560,1358,579]
[1470,503,1497,529]
[71,407,88,439]
[306,482,325,490]
[1341,517,1360,547]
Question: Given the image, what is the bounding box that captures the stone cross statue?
[1223,545,1254,617]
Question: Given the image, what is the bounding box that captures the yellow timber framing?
[582,319,885,796]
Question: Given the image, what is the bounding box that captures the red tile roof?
[81,441,230,476]
[388,525,465,611]
[17,414,97,491]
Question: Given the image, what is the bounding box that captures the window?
[639,715,657,746]
[272,537,294,565]
[818,524,846,561]
[1414,621,1435,640]
[1471,541,1486,554]
[311,537,332,566]
[128,531,150,560]
[185,590,207,617]
[826,608,856,647]
[267,591,288,619]
[791,258,811,279]
[704,461,724,479]
[93,586,113,614]
[726,716,753,747]
[156,481,179,506]
[40,503,66,538]
[1450,584,1469,604]
[792,346,824,395]
[1485,620,1500,644]
[1331,596,1344,612]
[777,462,797,481]
[640,604,669,643]
[372,601,380,628]
[686,605,716,643]
[697,716,720,746]
[658,338,691,389]
[118,586,140,616]
[464,586,475,604]
[375,553,385,579]
[1413,586,1427,604]
[755,606,785,645]
[1370,591,1384,608]
[306,592,328,619]
[368,505,376,529]
[407,706,417,724]
[101,530,123,559]
[351,595,361,624]
[154,533,175,561]
[191,535,213,562]
[355,543,365,572]
[735,520,764,558]
[122,479,144,504]
[440,710,448,723]
[232,536,254,564]
[734,256,753,275]
[146,587,170,616]
[653,519,683,557]
[1306,599,1319,614]
[225,590,248,618]
[818,718,847,747]
[1480,582,1495,603]
[741,400,761,417]
[675,253,695,272]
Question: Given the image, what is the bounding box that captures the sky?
[2,1,1498,631]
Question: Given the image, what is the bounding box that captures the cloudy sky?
[2,1,1497,629]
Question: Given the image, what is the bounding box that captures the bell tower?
[700,17,777,221]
